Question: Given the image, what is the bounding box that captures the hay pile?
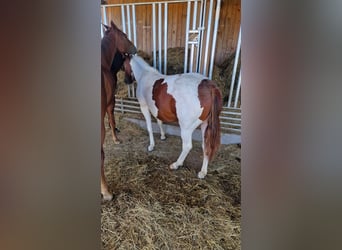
[101,113,241,249]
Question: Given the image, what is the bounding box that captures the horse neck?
[101,35,117,68]
[132,57,161,82]
[110,52,124,75]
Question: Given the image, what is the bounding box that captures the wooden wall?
[103,0,240,65]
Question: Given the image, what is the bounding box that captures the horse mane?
[133,55,160,74]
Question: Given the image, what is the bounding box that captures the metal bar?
[208,0,221,79]
[202,0,214,76]
[192,0,198,29]
[219,117,242,122]
[196,0,205,72]
[120,99,124,113]
[103,6,108,25]
[126,5,132,40]
[132,5,137,46]
[113,98,137,104]
[121,5,126,33]
[127,85,131,98]
[152,3,157,68]
[221,127,241,132]
[189,44,195,72]
[220,122,241,127]
[158,3,162,72]
[132,83,136,97]
[164,3,168,74]
[228,26,241,107]
[234,70,241,108]
[183,1,191,73]
[101,23,103,38]
[100,6,105,38]
[105,0,200,8]
[189,0,198,73]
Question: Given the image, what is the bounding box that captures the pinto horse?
[128,55,223,178]
[101,21,136,200]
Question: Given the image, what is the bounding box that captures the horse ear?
[110,20,117,29]
[102,23,110,30]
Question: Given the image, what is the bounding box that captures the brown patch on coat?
[152,79,178,122]
[198,79,213,121]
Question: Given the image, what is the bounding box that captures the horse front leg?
[140,105,155,151]
[107,105,121,144]
[170,128,193,170]
[101,147,113,201]
[157,118,166,140]
[101,117,112,201]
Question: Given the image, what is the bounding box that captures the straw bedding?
[101,113,240,249]
[102,49,240,249]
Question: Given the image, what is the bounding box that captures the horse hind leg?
[157,118,166,140]
[107,105,121,144]
[198,120,209,179]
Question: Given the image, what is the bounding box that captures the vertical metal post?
[196,0,205,72]
[121,5,126,33]
[192,1,198,32]
[101,6,104,38]
[152,3,157,68]
[234,70,241,108]
[132,82,136,98]
[132,4,137,46]
[127,85,131,98]
[158,3,162,72]
[101,23,103,38]
[164,3,168,74]
[228,26,241,107]
[126,5,132,40]
[203,0,214,76]
[189,0,198,73]
[208,0,221,79]
[184,1,191,73]
[103,6,107,26]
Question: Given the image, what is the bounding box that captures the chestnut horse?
[128,55,223,179]
[101,21,136,200]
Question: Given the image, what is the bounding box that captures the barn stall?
[101,0,241,249]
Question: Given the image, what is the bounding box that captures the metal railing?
[114,97,241,135]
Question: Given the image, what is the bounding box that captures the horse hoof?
[113,138,121,144]
[160,135,166,140]
[115,127,120,133]
[197,171,207,179]
[148,145,154,151]
[102,192,113,201]
[169,162,179,170]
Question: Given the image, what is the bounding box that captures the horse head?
[109,21,137,55]
[123,55,134,84]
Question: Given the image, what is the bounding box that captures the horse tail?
[204,82,223,161]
